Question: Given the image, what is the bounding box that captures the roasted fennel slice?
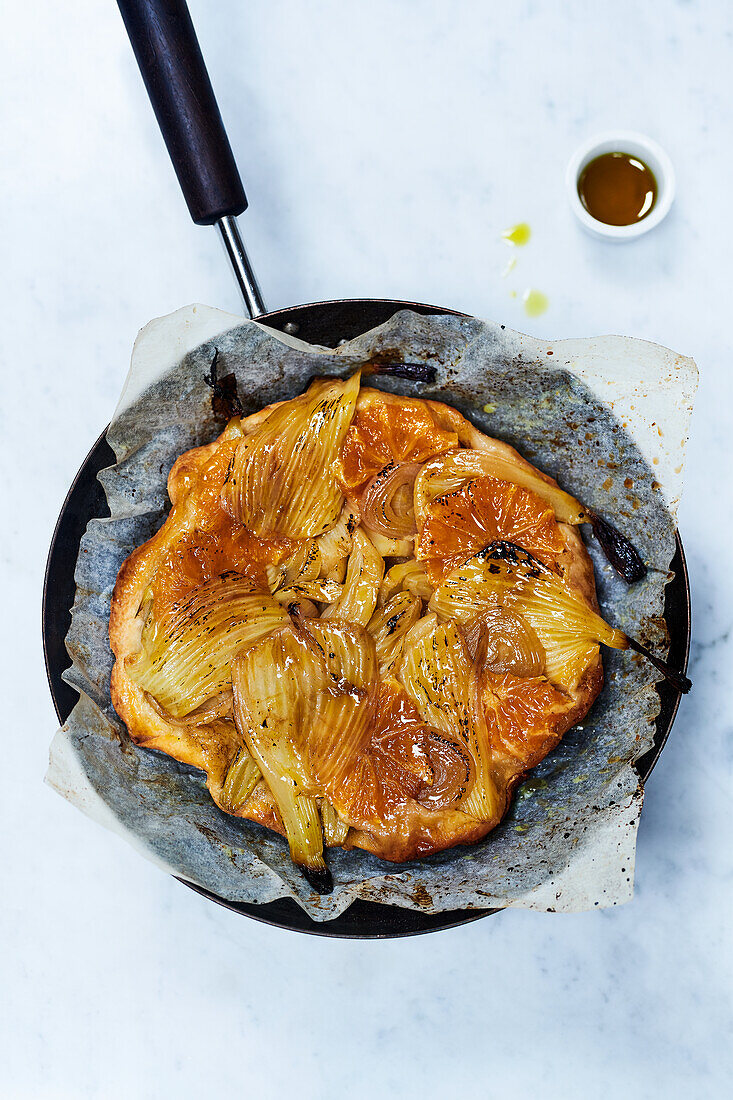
[399,615,500,822]
[319,799,350,846]
[130,575,289,717]
[231,620,378,889]
[430,543,619,690]
[367,591,422,676]
[266,539,321,594]
[222,372,360,538]
[317,503,359,580]
[266,539,342,610]
[231,628,329,890]
[379,559,433,605]
[220,746,261,814]
[431,541,690,693]
[299,619,379,791]
[321,529,384,625]
[274,579,343,607]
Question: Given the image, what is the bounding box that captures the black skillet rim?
[43,298,691,939]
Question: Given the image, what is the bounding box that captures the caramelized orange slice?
[417,476,563,585]
[335,677,479,830]
[334,681,433,828]
[483,671,567,771]
[339,399,458,494]
[150,523,290,615]
[151,429,292,615]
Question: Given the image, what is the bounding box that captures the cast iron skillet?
[42,2,691,938]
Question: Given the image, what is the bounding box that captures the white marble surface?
[2,0,732,1096]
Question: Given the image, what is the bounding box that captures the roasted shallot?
[361,462,421,539]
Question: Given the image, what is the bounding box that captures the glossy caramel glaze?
[110,383,605,865]
[338,394,458,494]
[418,475,565,585]
[150,431,292,618]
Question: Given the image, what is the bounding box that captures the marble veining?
[2,0,731,1096]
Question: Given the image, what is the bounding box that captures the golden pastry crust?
[110,384,603,864]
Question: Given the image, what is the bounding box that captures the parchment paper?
[47,306,697,920]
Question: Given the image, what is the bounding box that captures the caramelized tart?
[110,374,645,883]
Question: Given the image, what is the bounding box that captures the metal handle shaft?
[217,216,266,317]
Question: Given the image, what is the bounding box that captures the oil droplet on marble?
[502,222,531,246]
[522,288,549,317]
[502,255,517,278]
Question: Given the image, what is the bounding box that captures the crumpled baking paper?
[46,305,697,920]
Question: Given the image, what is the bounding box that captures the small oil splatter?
[502,222,531,246]
[518,777,548,800]
[523,288,549,317]
[501,255,517,278]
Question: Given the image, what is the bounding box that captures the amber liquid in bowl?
[578,152,657,226]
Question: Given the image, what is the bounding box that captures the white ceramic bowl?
[566,131,675,241]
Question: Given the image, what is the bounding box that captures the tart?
[109,371,666,888]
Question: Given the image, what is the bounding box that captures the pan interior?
[43,299,690,939]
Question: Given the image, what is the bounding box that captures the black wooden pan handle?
[117,0,247,225]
